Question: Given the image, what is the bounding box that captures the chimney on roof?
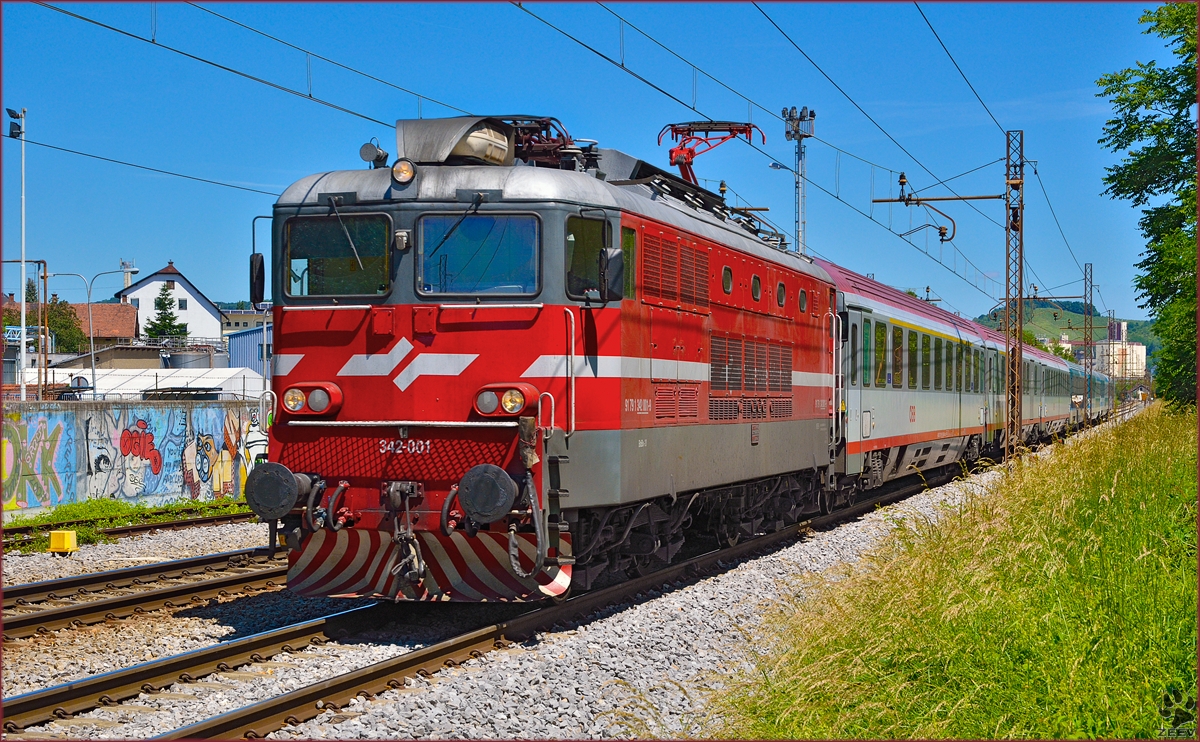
[6,293,12,302]
[51,293,58,303]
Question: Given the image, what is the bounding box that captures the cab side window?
[621,227,637,299]
[566,216,609,298]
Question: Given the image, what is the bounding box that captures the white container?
[450,123,512,165]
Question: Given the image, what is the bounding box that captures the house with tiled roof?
[68,303,138,345]
[115,260,223,340]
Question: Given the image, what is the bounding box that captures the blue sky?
[1,2,1173,320]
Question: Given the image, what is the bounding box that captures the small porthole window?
[722,266,733,294]
[751,275,762,301]
[776,282,786,307]
[799,289,808,313]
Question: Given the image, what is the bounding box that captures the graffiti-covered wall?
[3,400,268,514]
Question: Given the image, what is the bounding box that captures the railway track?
[2,470,953,738]
[2,549,286,641]
[2,511,258,549]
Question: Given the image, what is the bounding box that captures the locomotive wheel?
[818,487,833,515]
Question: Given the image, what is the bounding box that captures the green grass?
[3,497,252,554]
[710,404,1196,739]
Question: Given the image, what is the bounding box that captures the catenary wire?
[906,5,1073,302]
[5,137,281,196]
[594,2,896,174]
[1031,167,1086,273]
[514,2,998,300]
[183,2,471,116]
[35,2,394,129]
[752,2,1004,234]
[912,3,1005,134]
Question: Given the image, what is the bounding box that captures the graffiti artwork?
[3,412,77,510]
[3,402,266,513]
[85,407,187,505]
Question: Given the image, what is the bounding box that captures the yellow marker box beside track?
[48,530,78,555]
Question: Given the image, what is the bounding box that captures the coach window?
[907,331,918,389]
[976,350,983,393]
[850,323,859,386]
[751,275,762,302]
[921,334,931,389]
[799,289,808,313]
[721,266,733,295]
[621,227,638,299]
[891,326,904,388]
[862,320,872,387]
[776,282,786,308]
[962,346,969,392]
[934,337,943,390]
[955,344,964,391]
[565,216,609,298]
[874,322,888,387]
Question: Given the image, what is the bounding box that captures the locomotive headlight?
[500,389,525,413]
[283,388,306,412]
[391,158,416,185]
[307,388,331,413]
[476,390,499,414]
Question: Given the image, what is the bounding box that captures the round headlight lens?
[476,390,499,414]
[283,388,306,412]
[500,389,525,413]
[307,388,331,413]
[391,158,416,185]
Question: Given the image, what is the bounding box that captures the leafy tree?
[143,283,188,338]
[2,295,86,353]
[1097,3,1196,406]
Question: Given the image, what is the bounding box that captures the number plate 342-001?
[379,439,432,455]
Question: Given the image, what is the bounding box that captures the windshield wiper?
[326,195,364,271]
[426,192,484,260]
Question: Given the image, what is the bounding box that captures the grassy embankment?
[3,497,252,554]
[712,404,1196,738]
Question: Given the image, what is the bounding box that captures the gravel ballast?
[2,522,272,587]
[10,414,1136,740]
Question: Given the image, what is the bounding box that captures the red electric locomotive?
[243,115,1108,603]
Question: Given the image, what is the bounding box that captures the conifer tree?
[144,283,188,338]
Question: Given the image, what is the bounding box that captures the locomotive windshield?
[417,214,539,296]
[286,214,392,296]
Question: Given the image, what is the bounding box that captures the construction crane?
[657,122,764,185]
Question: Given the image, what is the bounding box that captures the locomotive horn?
[456,464,519,525]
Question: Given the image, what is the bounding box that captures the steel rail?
[156,473,952,740]
[3,549,262,610]
[3,509,255,542]
[2,605,379,732]
[3,563,286,640]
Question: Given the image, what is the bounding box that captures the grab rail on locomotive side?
[564,306,576,438]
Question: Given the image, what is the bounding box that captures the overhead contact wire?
[35,2,394,129]
[6,137,281,196]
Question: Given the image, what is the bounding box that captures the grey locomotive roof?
[277,159,831,283]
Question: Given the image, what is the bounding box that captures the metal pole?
[19,108,26,401]
[794,133,802,252]
[1004,130,1024,461]
[87,276,97,398]
[1083,263,1093,422]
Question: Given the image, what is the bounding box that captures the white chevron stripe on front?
[273,354,304,377]
[393,353,479,391]
[338,338,414,376]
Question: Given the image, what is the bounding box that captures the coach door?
[842,308,865,474]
